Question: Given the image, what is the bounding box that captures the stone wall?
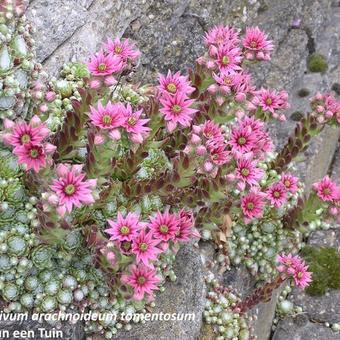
[18,0,340,339]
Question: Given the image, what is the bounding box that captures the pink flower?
[239,116,273,155]
[122,264,161,301]
[14,143,48,172]
[236,156,264,186]
[277,253,300,273]
[201,120,224,148]
[174,209,195,242]
[276,253,312,289]
[214,44,242,72]
[87,51,123,76]
[209,145,230,165]
[115,240,133,255]
[281,173,299,194]
[104,37,140,62]
[266,182,287,207]
[157,70,195,97]
[148,211,179,242]
[213,70,252,96]
[212,70,233,90]
[242,27,273,61]
[1,115,50,148]
[241,190,265,223]
[89,101,125,130]
[122,104,151,144]
[204,25,239,47]
[292,262,313,289]
[313,176,338,202]
[252,88,289,118]
[106,212,142,242]
[132,229,162,266]
[159,92,198,132]
[50,164,96,215]
[229,125,257,154]
[310,93,340,123]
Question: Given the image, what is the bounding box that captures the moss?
[290,111,304,121]
[301,246,340,296]
[308,53,328,73]
[297,88,310,97]
[331,83,340,95]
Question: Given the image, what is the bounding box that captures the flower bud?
[45,91,56,102]
[104,76,117,86]
[90,79,101,89]
[203,161,214,172]
[235,92,246,103]
[190,134,201,145]
[256,51,265,60]
[39,104,48,113]
[196,145,207,156]
[207,84,218,94]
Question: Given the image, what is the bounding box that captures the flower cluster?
[198,26,290,121]
[313,176,339,222]
[1,115,56,172]
[184,120,229,177]
[277,253,312,289]
[310,92,340,124]
[90,101,150,144]
[105,210,196,300]
[87,37,140,87]
[251,88,289,121]
[48,164,97,216]
[158,71,198,132]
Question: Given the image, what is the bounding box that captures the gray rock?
[27,0,88,62]
[112,245,206,340]
[330,143,340,186]
[309,229,340,248]
[290,289,340,324]
[272,314,339,340]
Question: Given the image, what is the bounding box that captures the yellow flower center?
[128,116,137,126]
[241,168,249,176]
[237,137,246,145]
[120,226,130,235]
[284,180,291,188]
[159,224,169,234]
[246,202,254,210]
[166,83,177,93]
[250,41,257,48]
[323,188,331,195]
[114,46,122,54]
[265,98,273,105]
[64,184,76,195]
[172,104,182,113]
[102,114,112,126]
[224,77,232,85]
[122,241,131,251]
[222,55,230,65]
[98,63,107,71]
[21,134,31,144]
[137,276,146,284]
[139,242,148,252]
[29,148,39,159]
[273,191,281,198]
